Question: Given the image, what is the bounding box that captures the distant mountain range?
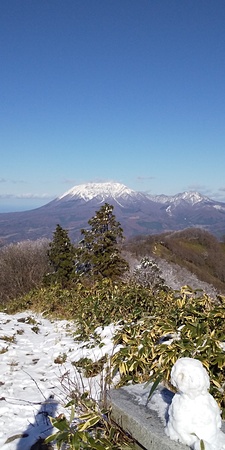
[1,182,225,245]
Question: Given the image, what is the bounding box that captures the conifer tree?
[46,224,75,287]
[78,203,129,279]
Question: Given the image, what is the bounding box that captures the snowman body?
[165,358,225,450]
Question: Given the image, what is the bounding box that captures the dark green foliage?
[45,224,76,287]
[78,203,129,280]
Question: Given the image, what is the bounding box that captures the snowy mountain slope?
[57,181,147,207]
[148,191,211,206]
[58,182,136,201]
[58,183,218,210]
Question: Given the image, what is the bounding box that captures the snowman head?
[170,357,210,397]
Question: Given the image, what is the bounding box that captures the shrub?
[130,257,168,291]
[46,392,135,449]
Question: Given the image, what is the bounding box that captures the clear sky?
[1,0,225,212]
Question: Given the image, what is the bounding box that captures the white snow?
[178,192,206,205]
[166,205,172,215]
[213,205,225,212]
[58,182,136,202]
[149,191,209,206]
[165,357,225,450]
[0,311,119,450]
[56,183,225,214]
[1,312,225,450]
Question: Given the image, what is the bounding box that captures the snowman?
[165,357,225,450]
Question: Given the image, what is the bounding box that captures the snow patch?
[0,311,120,450]
[213,205,225,212]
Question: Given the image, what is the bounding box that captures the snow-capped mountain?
[57,183,213,209]
[57,182,146,206]
[0,182,225,245]
[58,182,135,202]
[148,191,211,206]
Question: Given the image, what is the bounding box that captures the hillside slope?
[125,228,225,294]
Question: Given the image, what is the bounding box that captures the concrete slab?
[108,384,225,449]
[108,385,188,450]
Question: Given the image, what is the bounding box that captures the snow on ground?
[2,311,224,450]
[0,311,119,450]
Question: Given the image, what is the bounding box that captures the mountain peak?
[149,191,210,206]
[174,191,210,205]
[58,182,136,202]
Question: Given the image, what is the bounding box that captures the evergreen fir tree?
[46,224,75,287]
[78,203,129,280]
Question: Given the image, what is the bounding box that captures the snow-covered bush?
[131,257,168,291]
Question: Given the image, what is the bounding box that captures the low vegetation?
[3,281,225,419]
[1,206,225,448]
[46,393,135,450]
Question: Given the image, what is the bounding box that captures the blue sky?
[1,0,225,212]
